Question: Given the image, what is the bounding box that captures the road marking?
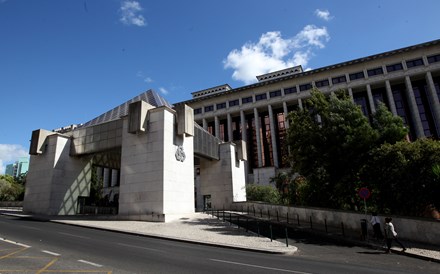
[0,238,31,248]
[36,257,58,274]
[58,232,90,239]
[18,225,42,231]
[117,242,166,253]
[42,250,60,256]
[78,259,103,267]
[209,259,313,274]
[0,246,28,259]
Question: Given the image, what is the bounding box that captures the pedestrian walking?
[384,217,406,253]
[370,212,383,240]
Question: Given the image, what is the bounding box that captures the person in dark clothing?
[370,212,383,240]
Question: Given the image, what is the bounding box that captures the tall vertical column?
[214,116,220,139]
[348,88,354,102]
[298,98,303,110]
[268,105,279,168]
[227,113,233,141]
[405,76,424,138]
[385,80,398,116]
[202,119,207,130]
[425,71,440,135]
[283,102,289,128]
[240,110,247,142]
[366,84,376,113]
[253,108,263,168]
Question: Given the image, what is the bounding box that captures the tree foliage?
[286,88,410,211]
[245,184,281,204]
[0,175,24,201]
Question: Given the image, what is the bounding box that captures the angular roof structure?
[81,89,173,128]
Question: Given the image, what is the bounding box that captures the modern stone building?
[179,39,440,184]
[24,39,440,220]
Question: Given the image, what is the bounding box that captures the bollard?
[217,209,219,219]
[229,212,232,223]
[268,210,271,221]
[287,212,289,224]
[276,211,279,222]
[285,227,289,247]
[260,208,262,218]
[246,217,248,232]
[257,222,260,237]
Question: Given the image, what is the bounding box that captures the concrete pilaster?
[385,80,398,116]
[366,84,376,113]
[405,76,425,138]
[425,71,440,135]
[268,105,279,168]
[253,108,263,167]
[227,113,233,141]
[240,110,247,142]
[283,102,289,128]
[214,116,220,139]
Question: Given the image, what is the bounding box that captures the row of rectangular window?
[195,54,438,114]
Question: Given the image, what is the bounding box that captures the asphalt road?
[0,214,438,273]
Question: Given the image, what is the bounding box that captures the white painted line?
[78,259,103,268]
[0,238,31,248]
[117,242,165,253]
[42,250,60,256]
[58,232,90,239]
[19,225,42,231]
[209,259,313,274]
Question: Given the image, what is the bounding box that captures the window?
[427,54,440,64]
[255,93,267,101]
[269,90,281,98]
[284,86,297,94]
[299,83,312,91]
[386,63,403,72]
[349,71,365,81]
[216,102,226,110]
[406,58,424,68]
[229,99,239,107]
[242,96,253,104]
[332,75,347,84]
[315,79,329,87]
[367,67,384,77]
[194,108,202,114]
[204,105,213,112]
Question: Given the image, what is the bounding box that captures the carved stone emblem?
[175,145,186,162]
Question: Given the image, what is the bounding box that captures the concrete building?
[24,39,440,220]
[5,157,29,178]
[178,39,440,184]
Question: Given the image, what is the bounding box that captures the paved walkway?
[1,209,439,263]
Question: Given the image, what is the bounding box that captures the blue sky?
[1,0,439,173]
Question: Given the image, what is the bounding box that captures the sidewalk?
[1,209,439,262]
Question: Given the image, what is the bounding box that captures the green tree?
[0,175,24,201]
[245,184,281,204]
[371,102,408,145]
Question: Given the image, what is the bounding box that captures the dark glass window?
[315,79,329,87]
[242,96,253,104]
[386,63,403,72]
[204,105,214,112]
[194,108,202,114]
[269,90,281,98]
[406,58,424,68]
[427,54,440,64]
[349,71,365,81]
[284,86,297,94]
[229,99,239,107]
[332,75,347,84]
[367,67,384,77]
[216,102,226,110]
[299,83,312,91]
[255,93,267,101]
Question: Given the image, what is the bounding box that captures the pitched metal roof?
[81,89,173,128]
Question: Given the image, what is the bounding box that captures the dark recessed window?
[349,71,365,81]
[270,90,282,98]
[299,83,312,91]
[242,96,253,104]
[204,105,214,112]
[427,54,440,64]
[255,93,267,101]
[315,79,329,88]
[332,75,347,84]
[284,86,297,94]
[229,99,239,107]
[367,67,384,77]
[406,58,424,68]
[386,62,403,72]
[194,108,202,114]
[216,102,226,110]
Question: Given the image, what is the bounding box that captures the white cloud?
[223,25,330,84]
[315,9,333,21]
[159,87,169,95]
[136,71,153,83]
[0,144,28,174]
[120,1,146,27]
